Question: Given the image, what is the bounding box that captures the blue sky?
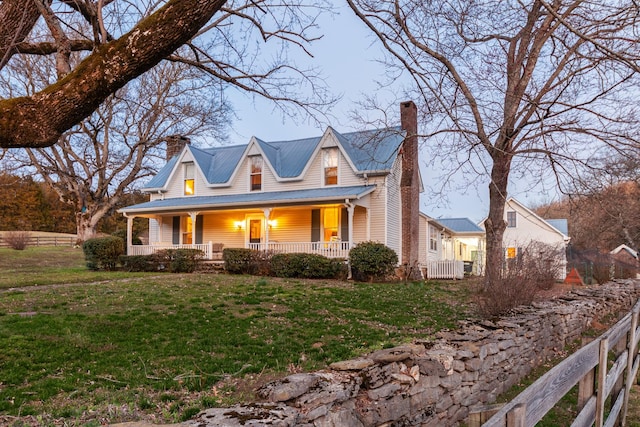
[220,4,556,223]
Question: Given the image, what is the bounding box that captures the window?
[507,211,517,228]
[323,207,339,241]
[182,216,193,244]
[250,156,262,191]
[184,162,195,195]
[429,226,438,251]
[323,148,338,185]
[506,247,516,259]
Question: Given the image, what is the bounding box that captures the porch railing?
[248,241,350,259]
[426,260,464,279]
[128,242,214,259]
[127,241,350,260]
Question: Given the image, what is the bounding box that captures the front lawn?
[0,247,475,425]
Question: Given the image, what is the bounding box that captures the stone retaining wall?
[189,280,640,426]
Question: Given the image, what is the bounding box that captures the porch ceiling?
[119,185,376,215]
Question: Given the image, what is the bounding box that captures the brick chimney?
[166,135,190,161]
[400,101,420,277]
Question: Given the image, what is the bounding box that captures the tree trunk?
[484,152,512,287]
[76,212,98,243]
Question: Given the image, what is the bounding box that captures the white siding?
[385,158,402,261]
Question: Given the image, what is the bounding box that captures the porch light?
[234,221,244,231]
[268,219,277,229]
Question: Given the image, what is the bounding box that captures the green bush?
[82,236,125,271]
[222,248,272,275]
[111,229,142,246]
[271,253,347,279]
[153,249,204,273]
[119,255,158,272]
[349,241,398,282]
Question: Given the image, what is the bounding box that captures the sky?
[219,4,555,224]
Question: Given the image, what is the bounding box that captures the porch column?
[124,214,133,255]
[345,202,355,248]
[263,208,272,250]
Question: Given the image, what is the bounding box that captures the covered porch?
[119,185,375,261]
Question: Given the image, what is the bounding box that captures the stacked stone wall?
[190,280,640,426]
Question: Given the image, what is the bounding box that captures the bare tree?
[3,55,229,241]
[0,0,333,149]
[346,0,640,285]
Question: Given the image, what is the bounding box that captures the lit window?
[324,148,338,185]
[182,216,193,244]
[184,162,195,195]
[250,156,262,191]
[323,207,339,242]
[507,211,517,228]
[506,247,516,259]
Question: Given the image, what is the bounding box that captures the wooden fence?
[470,297,640,427]
[426,260,465,279]
[0,235,76,248]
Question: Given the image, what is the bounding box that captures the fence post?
[621,306,639,426]
[596,337,609,427]
[506,403,526,427]
[578,337,596,410]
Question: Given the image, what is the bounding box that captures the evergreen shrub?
[349,241,398,282]
[82,236,124,270]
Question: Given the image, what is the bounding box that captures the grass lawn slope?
[0,247,474,425]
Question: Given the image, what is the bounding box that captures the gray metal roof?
[144,127,404,190]
[545,219,569,236]
[436,218,484,233]
[334,126,405,173]
[121,185,376,214]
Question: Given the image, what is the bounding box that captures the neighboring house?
[434,218,486,276]
[119,102,430,273]
[481,197,570,279]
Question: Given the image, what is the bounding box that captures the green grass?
[0,247,474,425]
[0,247,152,288]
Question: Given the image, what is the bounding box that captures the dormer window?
[184,162,195,195]
[250,156,263,191]
[324,148,338,185]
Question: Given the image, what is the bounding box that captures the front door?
[249,219,261,244]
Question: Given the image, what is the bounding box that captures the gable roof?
[436,217,484,234]
[504,197,570,240]
[611,244,638,259]
[143,126,405,191]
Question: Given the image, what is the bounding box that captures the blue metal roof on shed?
[435,218,484,233]
[122,185,376,214]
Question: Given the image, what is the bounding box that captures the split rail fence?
[0,235,76,248]
[470,297,640,427]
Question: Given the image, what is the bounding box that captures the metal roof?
[436,218,484,233]
[120,185,376,214]
[545,219,569,236]
[143,127,404,190]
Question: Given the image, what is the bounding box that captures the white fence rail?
[426,260,464,279]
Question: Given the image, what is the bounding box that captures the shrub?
[111,229,142,246]
[119,255,158,272]
[271,253,348,279]
[153,249,204,273]
[477,241,565,317]
[3,231,31,250]
[349,241,398,282]
[222,248,273,275]
[82,236,125,270]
